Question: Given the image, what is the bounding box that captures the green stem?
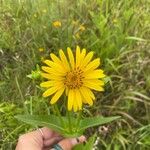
[76,111,82,131]
[54,104,65,127]
[67,110,72,133]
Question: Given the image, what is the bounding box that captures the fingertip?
[79,135,86,143]
[71,135,86,145]
[57,135,86,150]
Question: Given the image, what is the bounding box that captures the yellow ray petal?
[68,89,74,111]
[83,79,104,86]
[75,89,82,110]
[41,66,65,76]
[84,58,100,72]
[80,87,93,106]
[40,81,55,88]
[80,49,86,62]
[84,80,104,91]
[76,46,81,67]
[67,47,75,69]
[84,69,105,79]
[65,87,69,96]
[43,60,66,74]
[87,88,95,100]
[50,53,62,65]
[59,49,70,71]
[41,73,52,79]
[42,87,57,97]
[41,73,64,80]
[43,82,64,97]
[80,51,94,68]
[42,66,52,73]
[73,98,78,112]
[50,87,65,104]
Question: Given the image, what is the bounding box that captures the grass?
[0,0,150,149]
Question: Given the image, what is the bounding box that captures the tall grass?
[0,0,150,149]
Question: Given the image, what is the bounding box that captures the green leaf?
[79,116,120,131]
[125,36,147,42]
[15,115,65,133]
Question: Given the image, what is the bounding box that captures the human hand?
[16,127,86,150]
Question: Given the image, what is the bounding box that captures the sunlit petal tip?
[50,53,55,59]
[89,102,93,106]
[42,92,47,98]
[40,83,45,87]
[82,48,86,53]
[50,100,55,105]
[74,108,78,112]
[67,47,71,51]
[59,49,63,51]
[76,45,80,50]
[67,47,75,69]
[68,106,72,111]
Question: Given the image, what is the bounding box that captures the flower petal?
[84,58,100,72]
[80,87,93,106]
[84,80,104,91]
[42,87,57,97]
[75,89,82,110]
[68,89,74,111]
[50,87,65,104]
[83,79,104,86]
[73,98,78,112]
[87,88,96,100]
[67,47,75,69]
[84,69,105,79]
[43,60,66,74]
[41,66,62,75]
[50,53,62,65]
[76,46,81,67]
[40,81,55,88]
[80,51,94,68]
[41,73,64,80]
[59,49,70,71]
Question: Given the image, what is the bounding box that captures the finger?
[39,127,61,140]
[53,135,86,150]
[43,136,63,147]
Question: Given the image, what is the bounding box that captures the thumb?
[52,135,86,150]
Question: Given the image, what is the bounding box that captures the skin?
[16,127,86,150]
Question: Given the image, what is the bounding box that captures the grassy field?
[0,0,150,149]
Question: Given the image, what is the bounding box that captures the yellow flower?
[42,9,47,13]
[72,20,79,26]
[53,21,62,28]
[41,57,44,61]
[39,48,44,52]
[34,14,37,18]
[40,46,105,112]
[79,25,86,31]
[113,19,118,24]
[75,32,80,39]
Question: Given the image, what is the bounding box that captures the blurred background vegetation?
[0,0,150,149]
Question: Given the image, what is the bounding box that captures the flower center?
[64,67,83,89]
